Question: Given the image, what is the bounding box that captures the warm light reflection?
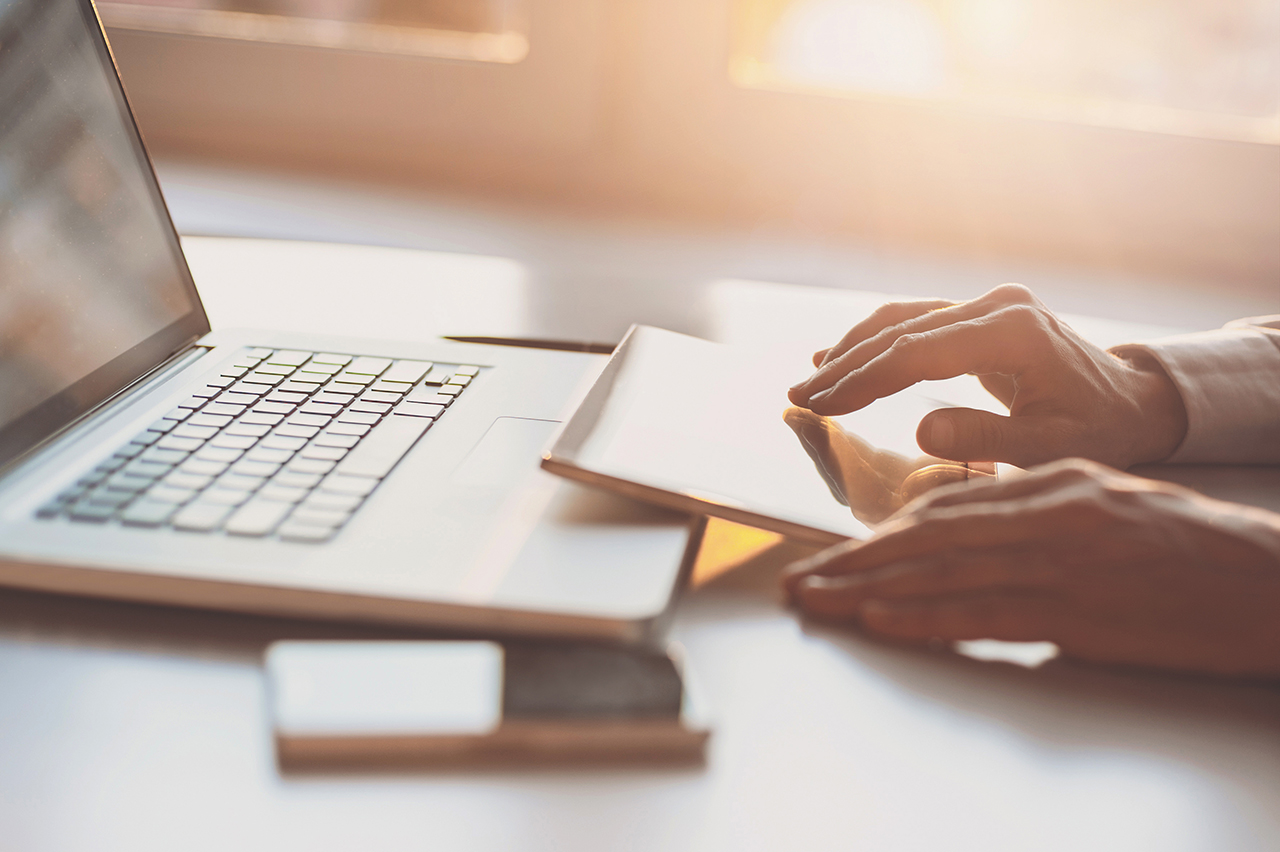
[733,0,1280,141]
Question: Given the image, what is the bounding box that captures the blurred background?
[100,0,1279,338]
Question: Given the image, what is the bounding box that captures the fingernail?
[809,389,831,404]
[929,414,955,452]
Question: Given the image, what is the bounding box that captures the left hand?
[782,459,1280,679]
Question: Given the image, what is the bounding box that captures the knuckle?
[988,283,1037,306]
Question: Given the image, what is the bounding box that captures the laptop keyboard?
[36,348,479,543]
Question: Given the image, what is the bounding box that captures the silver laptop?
[0,0,698,641]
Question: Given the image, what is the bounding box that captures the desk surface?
[2,238,1277,852]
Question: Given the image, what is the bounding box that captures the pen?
[443,335,616,354]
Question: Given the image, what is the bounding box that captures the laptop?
[0,0,698,641]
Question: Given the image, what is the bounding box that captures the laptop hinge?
[0,341,211,479]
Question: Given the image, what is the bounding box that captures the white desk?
[1,239,1276,852]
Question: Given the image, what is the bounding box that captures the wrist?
[1116,348,1189,465]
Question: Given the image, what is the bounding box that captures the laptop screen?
[0,0,209,471]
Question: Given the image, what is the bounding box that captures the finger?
[793,549,1059,617]
[783,488,1092,591]
[857,592,1068,643]
[805,306,1051,415]
[916,407,1069,467]
[815,299,955,369]
[793,286,1038,404]
[793,299,986,404]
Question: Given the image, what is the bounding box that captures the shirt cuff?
[1111,324,1280,464]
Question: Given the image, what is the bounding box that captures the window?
[733,0,1280,143]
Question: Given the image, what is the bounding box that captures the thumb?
[917,408,1044,465]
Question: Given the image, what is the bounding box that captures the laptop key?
[336,410,380,425]
[381,360,432,384]
[202,402,247,417]
[275,424,320,439]
[179,457,229,478]
[218,473,267,492]
[456,366,480,377]
[405,389,454,406]
[123,460,173,480]
[171,423,218,440]
[164,471,214,490]
[311,353,352,365]
[253,363,295,376]
[157,435,204,453]
[261,435,308,452]
[300,445,348,462]
[252,401,294,414]
[149,418,178,433]
[394,401,445,419]
[217,391,260,407]
[189,413,234,428]
[165,407,192,421]
[246,447,293,464]
[274,471,323,489]
[278,381,321,395]
[288,458,336,475]
[313,432,360,449]
[96,457,128,473]
[360,391,400,405]
[266,390,307,405]
[242,372,285,386]
[113,443,146,459]
[349,400,391,415]
[225,499,293,536]
[258,484,309,503]
[140,447,190,465]
[147,485,198,505]
[287,413,330,428]
[302,491,363,512]
[319,474,379,496]
[240,412,285,427]
[224,422,272,438]
[265,350,313,367]
[87,489,135,507]
[69,502,117,523]
[346,356,391,376]
[201,488,253,507]
[105,473,155,493]
[325,422,370,437]
[277,522,337,543]
[121,500,179,527]
[233,460,282,479]
[196,446,243,464]
[335,415,430,479]
[210,434,257,450]
[172,502,234,531]
[290,508,351,528]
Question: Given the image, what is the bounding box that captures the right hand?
[786,284,1188,470]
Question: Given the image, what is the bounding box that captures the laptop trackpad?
[451,418,561,489]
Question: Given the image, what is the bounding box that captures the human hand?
[786,285,1188,470]
[783,459,1280,679]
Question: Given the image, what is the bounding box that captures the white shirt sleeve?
[1111,316,1280,464]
